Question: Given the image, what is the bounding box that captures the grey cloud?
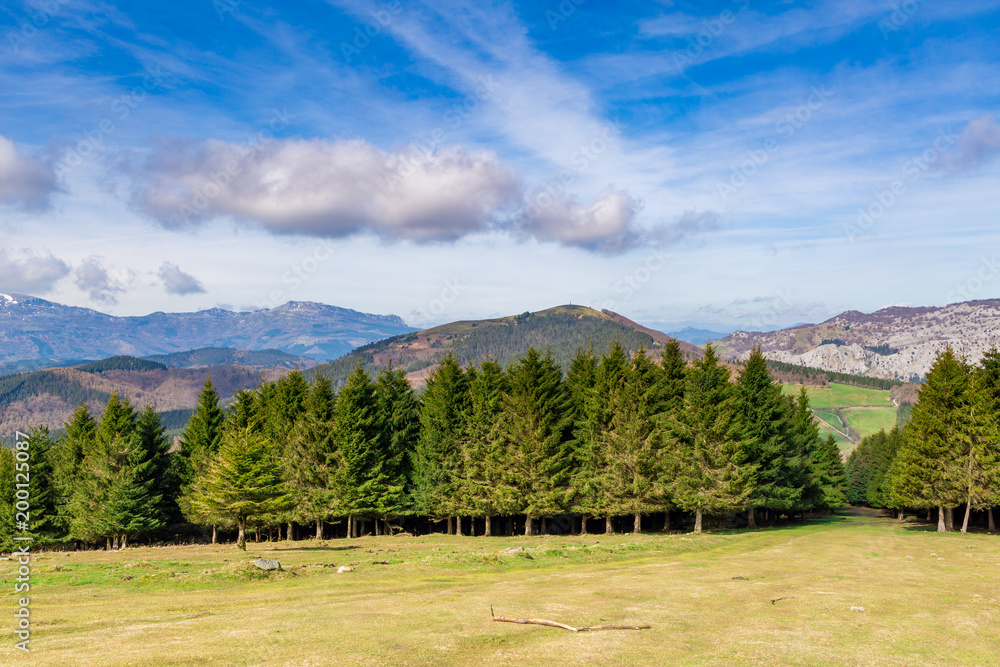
[649,210,722,245]
[158,262,206,295]
[131,138,522,242]
[519,187,642,254]
[74,256,125,305]
[947,114,1000,172]
[0,134,59,210]
[0,248,71,294]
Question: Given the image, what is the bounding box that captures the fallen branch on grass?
[490,606,650,632]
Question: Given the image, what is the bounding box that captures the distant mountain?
[0,357,289,437]
[0,293,414,366]
[144,347,320,370]
[715,299,1000,381]
[307,304,702,388]
[664,327,730,345]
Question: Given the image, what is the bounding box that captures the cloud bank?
[0,135,58,210]
[130,137,718,254]
[159,262,206,295]
[0,248,71,294]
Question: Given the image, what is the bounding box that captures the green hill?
[306,305,701,388]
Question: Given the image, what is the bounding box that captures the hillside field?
[3,510,998,666]
[782,383,898,450]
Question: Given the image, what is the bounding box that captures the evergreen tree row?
[846,346,1000,532]
[1,342,849,551]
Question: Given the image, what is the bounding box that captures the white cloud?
[0,134,58,210]
[520,188,641,253]
[158,262,206,295]
[0,248,71,294]
[74,256,126,305]
[133,138,522,242]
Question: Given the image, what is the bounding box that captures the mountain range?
[715,299,1000,381]
[0,292,414,372]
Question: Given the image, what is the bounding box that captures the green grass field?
[783,383,897,451]
[3,510,999,666]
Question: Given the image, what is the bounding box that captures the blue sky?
[1,0,999,332]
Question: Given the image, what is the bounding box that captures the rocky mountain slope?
[715,299,1000,381]
[0,293,414,368]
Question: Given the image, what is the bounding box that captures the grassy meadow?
[783,383,898,450]
[2,509,998,666]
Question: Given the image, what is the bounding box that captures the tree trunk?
[212,524,217,544]
[605,515,613,535]
[580,516,588,535]
[237,518,247,550]
[347,515,354,539]
[287,522,294,541]
[664,510,670,532]
[944,506,955,532]
[484,516,492,537]
[989,507,996,533]
[525,514,534,536]
[927,508,933,521]
[540,517,546,535]
[694,509,703,534]
[633,513,641,534]
[747,506,756,529]
[961,502,972,534]
[937,505,947,532]
[122,534,128,550]
[457,517,464,536]
[897,510,905,521]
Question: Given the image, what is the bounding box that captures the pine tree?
[792,387,824,512]
[412,353,469,531]
[815,434,848,511]
[599,350,670,533]
[187,428,290,550]
[24,427,56,539]
[891,346,971,532]
[736,348,801,525]
[659,339,687,415]
[330,365,397,537]
[494,348,573,535]
[462,357,509,536]
[176,378,225,487]
[51,405,96,536]
[373,364,419,532]
[667,344,753,533]
[286,374,339,539]
[136,406,181,536]
[973,348,1000,531]
[574,341,629,533]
